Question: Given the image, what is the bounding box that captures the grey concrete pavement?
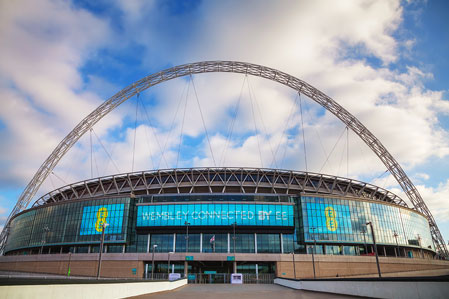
[129,284,368,298]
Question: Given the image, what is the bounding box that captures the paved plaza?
[130,284,367,299]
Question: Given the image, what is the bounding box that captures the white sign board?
[231,273,243,284]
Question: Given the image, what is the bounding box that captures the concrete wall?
[274,278,449,299]
[0,254,146,278]
[0,279,187,299]
[276,254,449,279]
[1,253,448,279]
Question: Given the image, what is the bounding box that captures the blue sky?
[1,0,449,250]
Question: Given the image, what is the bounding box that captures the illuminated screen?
[306,202,353,234]
[80,204,124,235]
[137,203,294,227]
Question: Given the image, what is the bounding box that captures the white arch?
[1,61,446,255]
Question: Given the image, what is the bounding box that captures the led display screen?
[137,203,294,227]
[80,204,124,235]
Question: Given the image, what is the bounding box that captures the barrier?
[0,278,187,299]
[274,277,449,299]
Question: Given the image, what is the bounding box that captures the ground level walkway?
[129,284,367,298]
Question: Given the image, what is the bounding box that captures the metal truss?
[1,61,446,256]
[31,168,408,207]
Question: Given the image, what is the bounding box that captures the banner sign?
[137,203,294,227]
[305,202,353,234]
[80,204,124,235]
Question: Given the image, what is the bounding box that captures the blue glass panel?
[80,204,124,235]
[137,203,294,227]
[305,202,353,234]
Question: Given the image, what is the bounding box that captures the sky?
[1,0,449,249]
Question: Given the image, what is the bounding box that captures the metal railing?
[184,273,275,284]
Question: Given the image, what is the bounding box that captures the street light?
[184,221,190,253]
[361,228,367,255]
[232,222,237,273]
[417,234,423,258]
[310,227,316,279]
[167,252,174,276]
[40,226,50,254]
[67,252,72,277]
[96,222,109,279]
[151,244,158,280]
[232,222,237,255]
[366,222,381,278]
[291,251,296,279]
[393,231,399,258]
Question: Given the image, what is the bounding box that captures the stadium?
[0,61,448,282]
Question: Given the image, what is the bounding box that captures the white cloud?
[0,197,8,231]
[108,0,449,176]
[416,180,449,220]
[1,0,449,243]
[0,0,117,188]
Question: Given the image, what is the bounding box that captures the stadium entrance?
[187,261,233,284]
[185,261,275,284]
[145,261,275,283]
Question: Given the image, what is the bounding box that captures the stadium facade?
[2,168,437,280]
[2,61,448,280]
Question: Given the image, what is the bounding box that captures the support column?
[227,233,230,253]
[233,261,237,273]
[255,264,259,281]
[200,233,203,253]
[280,233,284,253]
[254,233,258,254]
[184,261,188,277]
[147,233,151,253]
[173,233,176,253]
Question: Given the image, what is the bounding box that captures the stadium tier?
[3,168,436,279]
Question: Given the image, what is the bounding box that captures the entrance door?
[187,261,233,284]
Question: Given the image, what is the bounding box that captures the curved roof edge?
[32,167,408,208]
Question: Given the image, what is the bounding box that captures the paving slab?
[129,284,368,299]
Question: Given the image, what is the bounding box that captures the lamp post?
[232,222,237,255]
[291,251,296,279]
[361,228,368,255]
[393,231,399,258]
[151,244,158,280]
[366,222,381,278]
[310,227,316,279]
[232,222,237,273]
[40,226,50,254]
[184,221,190,253]
[96,222,109,279]
[417,234,423,258]
[167,252,173,276]
[67,252,72,277]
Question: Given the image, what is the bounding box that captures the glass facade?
[257,234,281,253]
[232,234,255,253]
[4,193,434,257]
[202,233,227,253]
[137,203,294,227]
[301,196,434,250]
[5,198,130,253]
